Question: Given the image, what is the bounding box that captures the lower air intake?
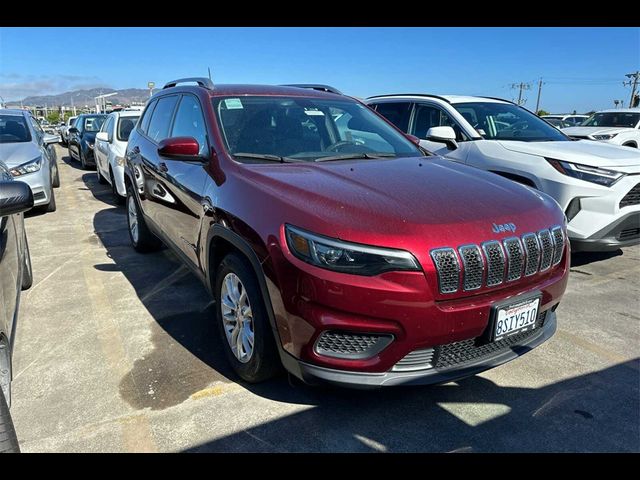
[315,331,393,360]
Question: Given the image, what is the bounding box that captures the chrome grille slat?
[431,225,564,294]
[551,226,564,266]
[503,237,524,282]
[393,348,435,371]
[482,241,506,287]
[538,229,553,271]
[430,248,460,294]
[522,233,541,276]
[458,245,484,291]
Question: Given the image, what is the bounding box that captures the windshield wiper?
[233,152,298,163]
[314,153,397,163]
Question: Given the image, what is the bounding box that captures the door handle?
[159,162,168,173]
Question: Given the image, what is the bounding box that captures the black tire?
[97,168,107,184]
[0,386,20,453]
[214,253,280,383]
[52,162,60,188]
[80,149,88,170]
[21,233,33,290]
[44,187,56,213]
[110,169,125,205]
[126,185,161,253]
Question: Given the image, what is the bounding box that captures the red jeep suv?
[124,78,569,387]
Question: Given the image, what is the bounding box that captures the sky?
[0,27,638,113]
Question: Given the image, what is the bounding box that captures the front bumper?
[12,168,51,206]
[293,311,557,388]
[570,211,640,251]
[112,164,127,196]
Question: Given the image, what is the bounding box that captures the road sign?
[148,82,155,89]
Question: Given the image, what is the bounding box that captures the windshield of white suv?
[0,115,32,143]
[581,112,640,128]
[214,96,423,162]
[453,102,569,142]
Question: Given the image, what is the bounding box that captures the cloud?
[0,73,111,101]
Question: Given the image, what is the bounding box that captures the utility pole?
[511,82,531,106]
[623,71,639,107]
[535,78,544,114]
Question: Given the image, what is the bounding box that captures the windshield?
[453,102,569,142]
[82,116,106,132]
[582,112,640,128]
[117,116,139,141]
[0,114,32,144]
[213,96,422,162]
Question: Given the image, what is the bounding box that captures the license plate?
[493,296,540,341]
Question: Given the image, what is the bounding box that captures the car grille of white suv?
[430,226,565,294]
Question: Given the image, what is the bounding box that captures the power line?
[510,82,531,106]
[623,71,640,107]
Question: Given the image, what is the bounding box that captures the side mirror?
[68,127,79,135]
[157,137,202,160]
[425,126,458,150]
[43,133,60,145]
[405,134,421,146]
[0,181,34,216]
[96,132,110,142]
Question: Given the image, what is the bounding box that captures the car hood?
[0,142,41,168]
[497,139,640,168]
[242,156,563,249]
[562,126,636,136]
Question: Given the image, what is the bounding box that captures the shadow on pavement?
[571,250,623,268]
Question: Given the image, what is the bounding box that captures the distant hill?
[17,88,151,107]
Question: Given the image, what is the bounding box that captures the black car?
[67,114,107,169]
[0,161,34,453]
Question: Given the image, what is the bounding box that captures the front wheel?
[110,169,125,205]
[214,253,280,383]
[97,167,107,184]
[0,386,20,453]
[52,162,60,188]
[21,233,33,290]
[126,187,161,253]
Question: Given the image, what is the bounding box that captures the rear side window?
[372,102,412,132]
[147,95,179,142]
[170,95,207,155]
[138,100,157,135]
[118,116,139,142]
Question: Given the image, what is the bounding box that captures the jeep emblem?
[492,223,517,234]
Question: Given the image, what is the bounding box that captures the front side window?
[117,116,139,142]
[451,102,569,142]
[170,95,207,154]
[29,116,45,140]
[138,100,157,135]
[147,95,179,142]
[0,115,32,143]
[582,112,640,128]
[214,96,422,162]
[372,102,412,132]
[412,104,468,141]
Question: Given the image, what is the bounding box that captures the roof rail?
[163,77,214,90]
[366,93,452,104]
[476,96,514,104]
[282,84,343,95]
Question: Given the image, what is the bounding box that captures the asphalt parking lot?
[9,144,640,452]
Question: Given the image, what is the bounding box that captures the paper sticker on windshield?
[224,98,244,109]
[304,109,324,116]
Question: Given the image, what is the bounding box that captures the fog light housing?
[314,331,393,360]
[565,198,581,222]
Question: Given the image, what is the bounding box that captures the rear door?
[159,94,209,267]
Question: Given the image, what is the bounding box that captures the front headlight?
[10,157,42,176]
[116,156,126,167]
[592,133,618,140]
[285,225,420,276]
[545,158,624,187]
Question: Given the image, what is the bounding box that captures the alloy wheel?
[220,272,255,363]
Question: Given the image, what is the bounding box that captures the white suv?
[562,108,640,149]
[542,114,589,127]
[366,94,640,252]
[94,108,142,204]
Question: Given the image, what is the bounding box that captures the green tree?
[536,109,549,117]
[46,111,60,124]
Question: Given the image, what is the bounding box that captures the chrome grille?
[522,233,541,276]
[392,348,435,371]
[551,226,565,266]
[503,237,524,282]
[482,241,505,287]
[458,245,484,291]
[430,248,460,294]
[431,225,564,294]
[538,229,553,271]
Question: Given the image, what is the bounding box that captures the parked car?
[544,118,570,129]
[95,108,142,204]
[60,116,78,146]
[562,108,640,148]
[67,114,107,169]
[0,160,34,453]
[124,78,569,388]
[366,94,640,252]
[542,114,589,126]
[0,109,60,212]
